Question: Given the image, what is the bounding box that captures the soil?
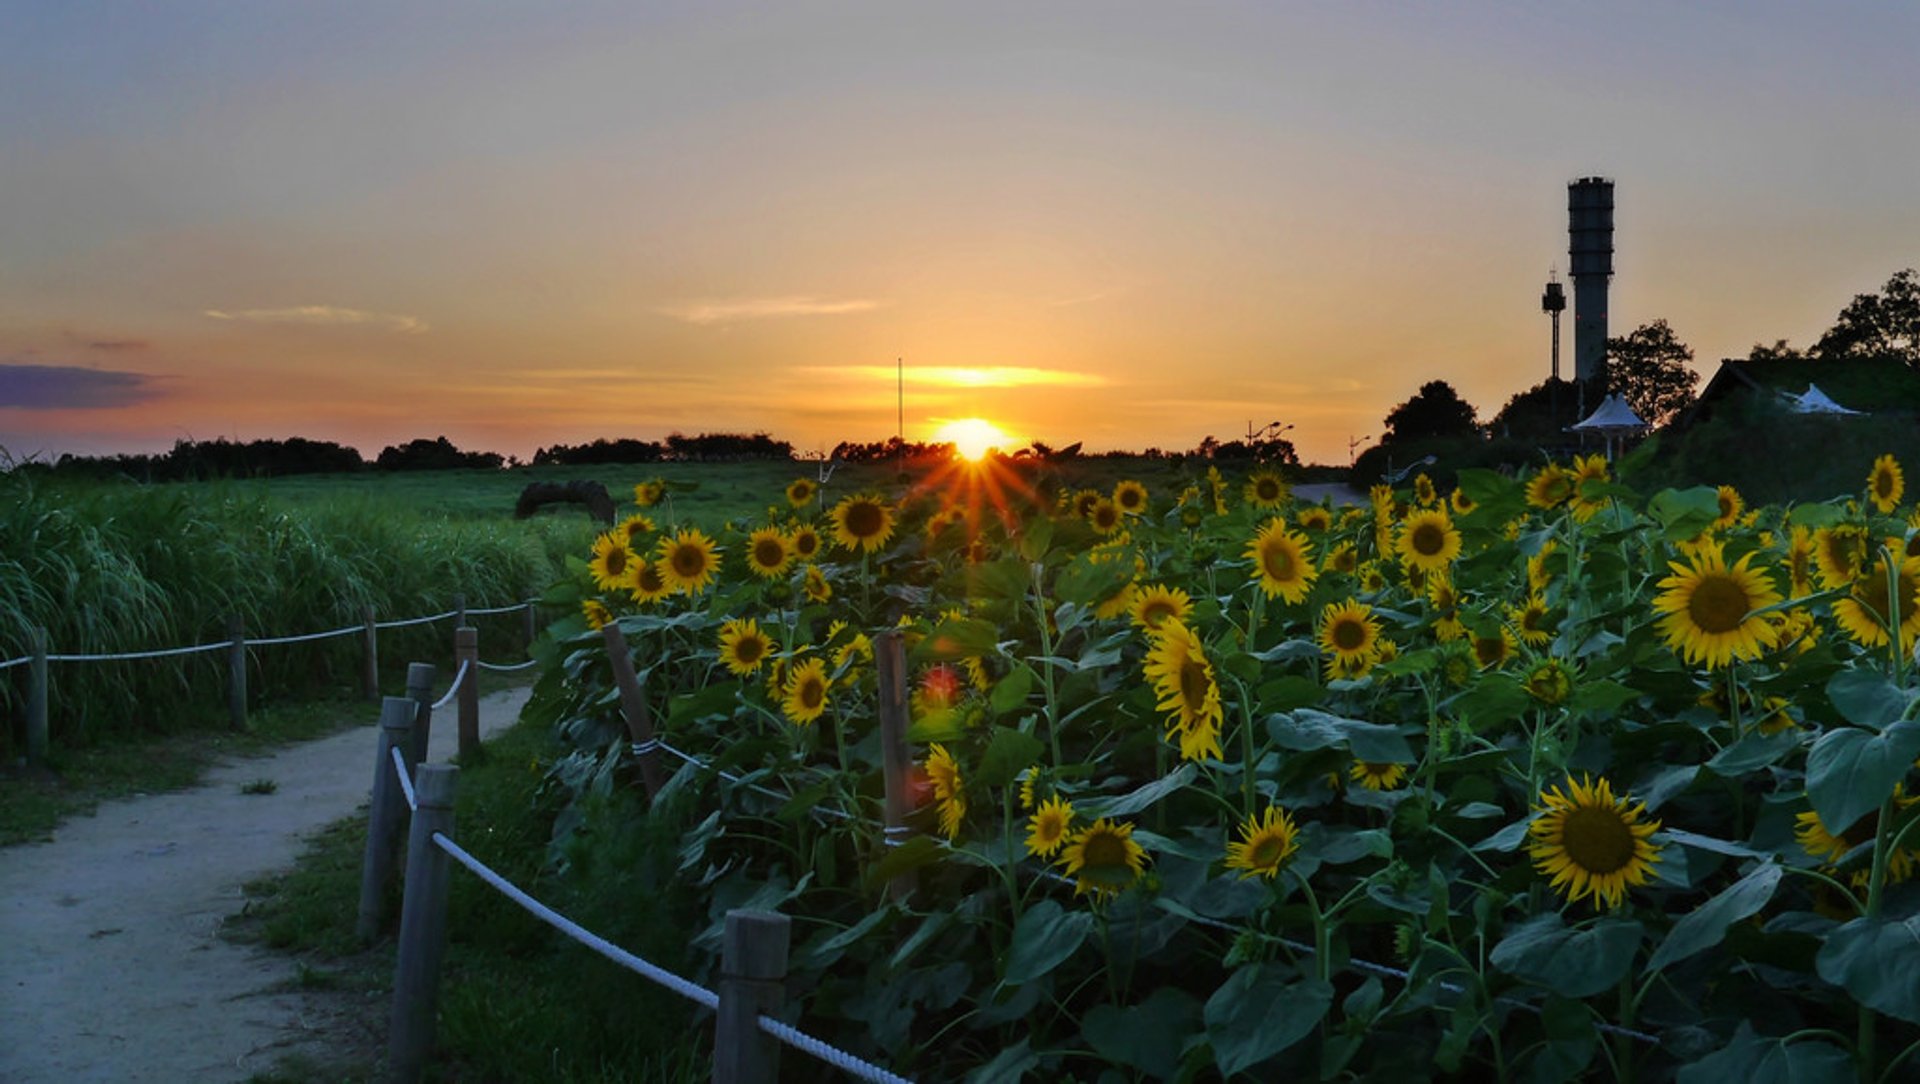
[0,687,529,1083]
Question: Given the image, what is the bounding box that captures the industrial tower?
[1568,177,1614,384]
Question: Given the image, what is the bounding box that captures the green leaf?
[1019,514,1054,560]
[1081,988,1201,1080]
[1815,914,1920,1025]
[1662,827,1770,860]
[1203,964,1333,1076]
[1490,913,1642,998]
[1055,548,1138,606]
[1003,900,1094,985]
[865,835,945,889]
[1648,863,1784,972]
[966,558,1031,605]
[1475,816,1535,853]
[1805,720,1920,832]
[1080,763,1198,819]
[1648,486,1722,541]
[1256,675,1323,712]
[1787,503,1846,529]
[1677,1022,1856,1084]
[1570,679,1639,717]
[1826,669,1912,731]
[989,663,1036,716]
[1268,709,1415,762]
[1706,730,1802,776]
[1447,674,1531,727]
[966,1040,1040,1084]
[976,727,1045,788]
[913,616,1002,661]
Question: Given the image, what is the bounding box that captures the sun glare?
[933,418,1013,462]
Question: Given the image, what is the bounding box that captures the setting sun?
[932,417,1014,461]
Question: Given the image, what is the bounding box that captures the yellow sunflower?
[831,493,896,554]
[717,618,775,676]
[925,743,966,839]
[1070,489,1103,519]
[1397,507,1462,575]
[633,479,666,507]
[1297,505,1333,532]
[1087,498,1123,536]
[1129,583,1194,632]
[743,527,792,580]
[1528,775,1663,909]
[657,528,720,594]
[588,532,638,592]
[1112,480,1149,517]
[1568,454,1611,522]
[1318,598,1381,679]
[1413,473,1437,508]
[1322,540,1358,575]
[1450,487,1476,516]
[781,657,832,726]
[1525,464,1574,510]
[1245,469,1290,510]
[1142,621,1224,762]
[1247,519,1317,603]
[1527,541,1558,592]
[617,513,655,547]
[1350,761,1408,791]
[581,599,613,631]
[1522,658,1574,706]
[629,558,672,604]
[1060,817,1149,897]
[1470,626,1517,670]
[790,524,823,563]
[1832,551,1920,654]
[1796,801,1917,886]
[1509,595,1555,647]
[1223,806,1301,880]
[1651,540,1784,668]
[1025,796,1075,858]
[1814,524,1870,589]
[1783,526,1817,598]
[803,564,832,603]
[785,477,819,509]
[1869,454,1905,514]
[1712,485,1744,531]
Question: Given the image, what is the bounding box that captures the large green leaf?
[1003,900,1094,985]
[1804,720,1920,832]
[1081,988,1201,1080]
[988,662,1036,716]
[965,1040,1039,1084]
[1080,763,1198,819]
[913,616,1003,661]
[976,727,1045,788]
[1814,914,1920,1025]
[1648,486,1723,542]
[1203,964,1332,1076]
[1268,709,1415,762]
[1677,1023,1855,1084]
[1648,863,1784,972]
[1826,669,1912,731]
[1706,731,1802,777]
[1490,913,1642,998]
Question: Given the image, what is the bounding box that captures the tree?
[1381,381,1480,445]
[1489,377,1586,440]
[1604,320,1697,427]
[1812,268,1920,369]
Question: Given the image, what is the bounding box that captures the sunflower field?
[525,456,1920,1082]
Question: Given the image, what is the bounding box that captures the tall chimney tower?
[1568,177,1614,385]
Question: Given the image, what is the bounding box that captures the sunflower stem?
[1614,970,1637,1084]
[1886,544,1906,685]
[1001,785,1023,923]
[1030,563,1063,767]
[1293,869,1331,986]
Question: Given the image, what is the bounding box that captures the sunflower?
[581,599,613,631]
[833,630,874,674]
[633,479,666,507]
[1863,453,1905,514]
[1130,583,1194,632]
[1142,621,1224,761]
[657,528,720,594]
[785,477,819,509]
[588,532,638,591]
[1350,761,1408,791]
[1070,489,1103,519]
[1397,507,1462,575]
[925,743,966,839]
[1814,524,1870,589]
[1651,540,1784,668]
[744,527,793,580]
[1060,817,1149,897]
[1795,801,1917,886]
[1087,498,1123,536]
[1832,551,1920,654]
[1245,469,1290,510]
[617,513,655,546]
[1522,658,1574,706]
[1509,595,1555,647]
[831,493,896,554]
[1025,796,1075,858]
[1223,806,1301,880]
[1413,473,1437,508]
[1295,505,1332,533]
[1712,485,1744,531]
[1470,626,1517,670]
[1113,480,1150,516]
[1247,519,1317,603]
[781,657,832,726]
[717,618,775,676]
[1525,465,1574,510]
[1782,526,1817,598]
[1318,598,1380,678]
[789,524,823,563]
[1568,454,1611,522]
[1450,487,1476,516]
[1528,775,1663,909]
[630,558,673,604]
[1322,540,1358,575]
[803,564,832,603]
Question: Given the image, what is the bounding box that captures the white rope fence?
[47,640,230,662]
[1,655,36,670]
[373,610,462,631]
[9,600,539,662]
[392,746,417,812]
[476,658,540,672]
[247,623,366,647]
[431,660,472,711]
[651,739,856,823]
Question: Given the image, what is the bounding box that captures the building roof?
[1571,394,1648,431]
[1686,356,1920,426]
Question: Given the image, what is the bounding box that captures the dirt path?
[0,687,530,1083]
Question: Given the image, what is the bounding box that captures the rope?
[476,658,540,672]
[433,833,720,1010]
[464,600,536,616]
[375,609,459,631]
[391,746,417,811]
[757,1017,917,1084]
[431,660,471,711]
[654,740,854,822]
[0,655,31,671]
[48,640,230,662]
[246,623,365,646]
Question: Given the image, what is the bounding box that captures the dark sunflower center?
[799,678,824,710]
[671,544,704,577]
[1256,479,1281,501]
[795,532,817,556]
[1474,637,1505,665]
[1083,831,1127,868]
[1718,495,1736,520]
[1178,658,1210,711]
[1095,506,1118,528]
[639,566,665,592]
[606,548,628,575]
[1411,522,1446,557]
[1120,489,1143,509]
[754,539,785,567]
[735,637,764,664]
[1331,617,1367,653]
[1876,472,1896,500]
[1562,805,1635,874]
[846,502,884,538]
[1263,543,1296,581]
[1248,834,1286,867]
[1142,600,1175,627]
[1687,573,1752,634]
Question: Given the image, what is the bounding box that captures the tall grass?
[0,474,590,755]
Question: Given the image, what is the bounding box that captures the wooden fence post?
[362,604,381,701]
[600,623,664,798]
[357,696,417,942]
[714,910,791,1084]
[454,627,480,760]
[875,629,916,901]
[389,763,458,1083]
[227,614,247,730]
[26,626,49,768]
[522,601,538,652]
[405,662,437,767]
[451,592,467,633]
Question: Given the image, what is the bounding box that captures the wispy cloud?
[204,305,429,334]
[805,365,1106,389]
[660,296,882,326]
[0,363,165,410]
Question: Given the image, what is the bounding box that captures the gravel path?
[0,687,529,1083]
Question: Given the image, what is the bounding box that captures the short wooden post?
[362,604,381,701]
[454,627,480,760]
[714,910,791,1084]
[389,764,458,1083]
[405,662,437,767]
[600,623,664,798]
[357,696,417,942]
[451,592,467,633]
[521,601,538,651]
[26,626,49,768]
[875,630,916,901]
[226,614,247,730]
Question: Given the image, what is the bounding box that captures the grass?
[228,717,708,1082]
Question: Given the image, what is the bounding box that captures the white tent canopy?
[1785,383,1863,415]
[1570,395,1648,433]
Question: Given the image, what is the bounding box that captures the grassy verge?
[227,717,708,1082]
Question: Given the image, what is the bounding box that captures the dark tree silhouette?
[1382,381,1480,444]
[375,436,504,471]
[1813,268,1920,369]
[1603,320,1697,427]
[1489,378,1588,440]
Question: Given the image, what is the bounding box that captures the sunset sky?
[3,3,1917,466]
